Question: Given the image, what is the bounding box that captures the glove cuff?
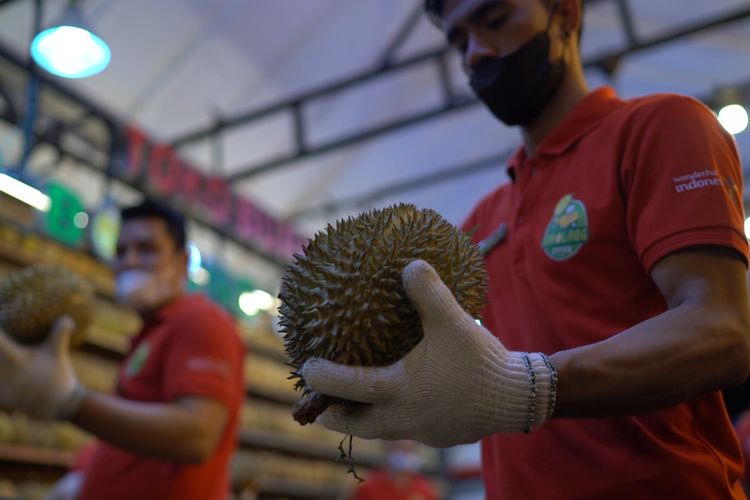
[523,352,558,431]
[480,350,557,434]
[56,383,87,421]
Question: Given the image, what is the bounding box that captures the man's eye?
[486,14,509,30]
[448,35,468,53]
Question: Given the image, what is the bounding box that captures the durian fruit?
[279,203,487,425]
[0,264,94,346]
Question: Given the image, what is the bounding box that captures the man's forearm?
[70,392,224,464]
[550,301,750,418]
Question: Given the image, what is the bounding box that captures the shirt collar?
[142,293,196,328]
[507,86,623,179]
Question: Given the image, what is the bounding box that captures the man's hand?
[0,316,80,420]
[301,260,557,447]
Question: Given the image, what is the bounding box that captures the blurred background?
[0,0,748,498]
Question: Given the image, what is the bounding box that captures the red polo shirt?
[351,470,439,500]
[463,87,747,499]
[79,294,245,500]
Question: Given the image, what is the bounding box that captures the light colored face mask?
[115,268,177,313]
[387,451,422,473]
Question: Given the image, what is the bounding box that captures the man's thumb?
[46,316,75,356]
[402,260,473,330]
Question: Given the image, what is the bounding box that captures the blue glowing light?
[31,26,111,79]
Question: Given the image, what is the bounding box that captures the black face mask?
[469,29,566,126]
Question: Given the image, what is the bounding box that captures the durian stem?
[295,392,365,482]
[292,391,343,425]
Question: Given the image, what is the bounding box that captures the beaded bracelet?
[540,353,559,420]
[521,353,536,434]
[56,383,87,421]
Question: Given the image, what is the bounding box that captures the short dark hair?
[424,0,584,44]
[121,199,187,250]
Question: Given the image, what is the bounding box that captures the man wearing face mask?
[300,0,750,498]
[1,200,245,500]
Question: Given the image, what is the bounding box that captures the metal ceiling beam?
[292,76,750,220]
[170,45,452,148]
[614,0,638,46]
[223,4,750,184]
[126,0,244,115]
[289,147,516,221]
[227,91,476,182]
[378,4,425,68]
[2,111,291,269]
[167,0,619,151]
[0,80,18,123]
[290,65,750,223]
[0,40,117,131]
[0,39,290,269]
[17,0,43,171]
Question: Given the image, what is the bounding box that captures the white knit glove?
[301,260,558,447]
[0,316,83,421]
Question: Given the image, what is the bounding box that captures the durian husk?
[0,264,94,347]
[279,203,487,424]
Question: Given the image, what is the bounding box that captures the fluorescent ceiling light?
[0,173,51,212]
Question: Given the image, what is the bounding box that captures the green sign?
[188,259,259,318]
[44,182,86,247]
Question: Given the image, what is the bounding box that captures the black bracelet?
[521,353,536,434]
[56,383,87,421]
[540,353,558,420]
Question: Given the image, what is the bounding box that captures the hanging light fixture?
[30,1,111,79]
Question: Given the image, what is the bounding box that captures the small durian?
[279,203,487,425]
[0,264,94,346]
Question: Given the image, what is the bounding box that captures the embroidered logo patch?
[125,342,151,377]
[541,194,589,261]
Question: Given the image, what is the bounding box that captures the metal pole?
[18,0,42,172]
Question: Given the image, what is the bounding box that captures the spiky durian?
[0,264,94,346]
[279,203,487,424]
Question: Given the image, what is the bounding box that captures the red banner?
[119,125,304,260]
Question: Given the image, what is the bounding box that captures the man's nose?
[117,246,142,270]
[466,34,499,70]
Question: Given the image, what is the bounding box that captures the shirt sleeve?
[621,95,748,271]
[162,304,244,408]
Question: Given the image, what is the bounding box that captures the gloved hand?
[301,260,558,447]
[0,316,83,421]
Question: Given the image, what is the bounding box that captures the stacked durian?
[0,264,94,346]
[279,203,487,424]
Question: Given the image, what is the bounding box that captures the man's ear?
[179,248,190,275]
[558,0,582,39]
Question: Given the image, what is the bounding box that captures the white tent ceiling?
[1,0,749,290]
